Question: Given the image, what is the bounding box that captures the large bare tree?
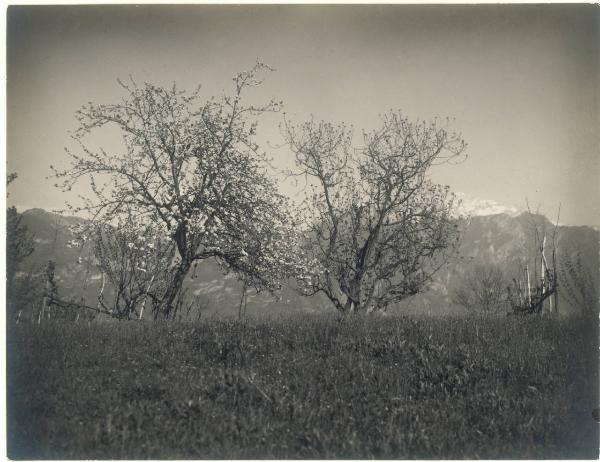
[53,64,297,318]
[285,113,466,313]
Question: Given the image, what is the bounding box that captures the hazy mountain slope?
[12,208,599,318]
[406,212,599,315]
[14,209,329,318]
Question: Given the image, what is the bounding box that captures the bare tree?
[508,205,559,315]
[87,220,175,320]
[452,263,507,312]
[53,64,296,318]
[285,112,466,313]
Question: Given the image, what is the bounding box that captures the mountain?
[12,209,328,319]
[402,212,599,315]
[11,208,599,319]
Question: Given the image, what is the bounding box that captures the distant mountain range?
[12,208,599,319]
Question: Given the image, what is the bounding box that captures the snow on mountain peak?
[454,192,523,218]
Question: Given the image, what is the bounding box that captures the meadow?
[7,312,599,459]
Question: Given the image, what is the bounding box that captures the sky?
[6,4,599,227]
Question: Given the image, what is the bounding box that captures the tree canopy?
[285,112,466,313]
[53,64,298,318]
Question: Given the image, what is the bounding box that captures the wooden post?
[553,259,559,316]
[526,264,532,307]
[552,205,561,316]
[540,235,548,313]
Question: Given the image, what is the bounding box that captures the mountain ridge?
[11,207,599,318]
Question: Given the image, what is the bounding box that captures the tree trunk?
[156,258,192,320]
[343,298,355,313]
[341,279,364,314]
[554,271,559,316]
[238,281,248,321]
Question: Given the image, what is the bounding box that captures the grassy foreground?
[7,312,599,459]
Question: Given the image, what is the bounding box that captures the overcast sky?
[7,5,599,226]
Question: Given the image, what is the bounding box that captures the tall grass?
[7,312,598,459]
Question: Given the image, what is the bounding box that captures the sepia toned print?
[6,4,599,459]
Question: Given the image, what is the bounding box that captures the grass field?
[7,312,599,459]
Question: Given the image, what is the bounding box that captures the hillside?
[408,212,599,314]
[13,209,328,319]
[12,208,599,319]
